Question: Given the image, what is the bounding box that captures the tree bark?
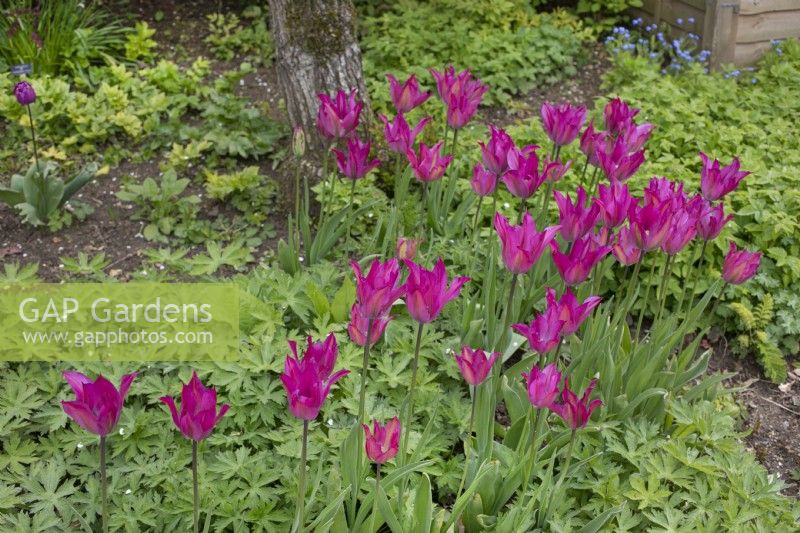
[268,0,370,150]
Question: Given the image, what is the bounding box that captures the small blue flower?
[661,68,667,75]
[688,17,695,24]
[676,18,684,25]
[632,17,643,26]
[649,52,659,59]
[776,48,783,56]
[688,33,699,41]
[751,78,758,84]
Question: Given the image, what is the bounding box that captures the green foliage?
[600,40,800,354]
[205,7,273,65]
[204,166,263,200]
[575,0,643,35]
[0,160,96,226]
[0,0,130,76]
[359,0,583,108]
[729,295,787,382]
[124,21,157,62]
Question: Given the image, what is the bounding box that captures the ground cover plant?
[0,2,799,532]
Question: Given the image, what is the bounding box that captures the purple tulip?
[546,287,602,336]
[363,417,401,464]
[454,346,500,386]
[540,102,587,146]
[380,113,431,154]
[611,226,642,265]
[407,141,453,183]
[580,121,604,167]
[494,211,560,275]
[550,378,603,430]
[513,305,564,354]
[62,371,137,436]
[160,372,230,441]
[699,152,750,201]
[14,81,36,106]
[596,179,637,229]
[471,164,497,197]
[661,208,698,255]
[620,121,654,152]
[348,304,391,347]
[351,258,406,319]
[628,202,673,252]
[554,187,600,243]
[317,89,362,140]
[521,363,562,409]
[430,66,488,129]
[333,137,380,180]
[387,73,431,113]
[403,258,470,324]
[479,125,515,176]
[722,241,761,285]
[543,157,572,184]
[696,200,733,241]
[550,235,611,286]
[644,177,687,211]
[281,335,349,420]
[603,97,640,135]
[501,145,555,199]
[595,136,646,182]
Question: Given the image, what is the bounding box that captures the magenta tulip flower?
[471,164,497,197]
[546,287,602,336]
[494,211,560,274]
[661,208,698,255]
[446,89,486,129]
[596,137,646,182]
[348,304,391,347]
[611,226,642,265]
[542,157,572,184]
[620,121,654,153]
[550,378,603,430]
[501,145,555,199]
[160,372,229,442]
[403,258,469,323]
[351,258,406,319]
[697,200,733,241]
[363,417,401,464]
[603,97,640,135]
[282,336,349,420]
[62,371,137,436]
[455,346,500,386]
[387,73,431,113]
[14,81,36,106]
[540,102,587,146]
[380,113,431,154]
[722,241,761,285]
[521,363,562,409]
[513,305,564,354]
[596,179,636,229]
[479,125,515,176]
[430,65,461,103]
[333,137,380,180]
[407,141,453,183]
[699,152,750,201]
[554,187,600,243]
[396,237,420,260]
[628,202,673,252]
[580,121,604,167]
[644,177,687,211]
[317,89,362,140]
[550,236,611,286]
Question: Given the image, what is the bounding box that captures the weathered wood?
[736,11,800,43]
[704,0,740,69]
[637,0,705,34]
[739,0,800,15]
[733,40,774,64]
[268,0,369,150]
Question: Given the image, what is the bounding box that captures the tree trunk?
[268,0,370,150]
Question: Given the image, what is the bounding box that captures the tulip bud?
[292,126,306,158]
[14,81,36,106]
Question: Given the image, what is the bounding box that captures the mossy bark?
[268,0,370,150]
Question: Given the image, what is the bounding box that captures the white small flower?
[77,443,84,449]
[503,202,510,209]
[125,489,132,495]
[327,419,334,426]
[119,428,125,436]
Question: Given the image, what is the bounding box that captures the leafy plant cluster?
[205,6,273,65]
[599,40,800,358]
[359,0,584,108]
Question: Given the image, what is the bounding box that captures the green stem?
[369,464,381,533]
[577,158,589,188]
[419,183,429,235]
[294,161,301,239]
[685,240,708,315]
[454,385,477,503]
[295,421,309,533]
[635,257,658,342]
[655,254,673,325]
[544,429,577,525]
[319,142,333,225]
[497,273,519,350]
[522,408,544,505]
[539,182,553,224]
[358,318,374,424]
[100,435,108,533]
[468,385,477,436]
[192,440,199,533]
[347,177,357,244]
[401,322,425,459]
[587,166,600,195]
[471,195,484,239]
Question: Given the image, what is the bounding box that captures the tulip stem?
[99,435,108,533]
[497,273,519,351]
[192,440,199,533]
[655,254,673,324]
[402,322,425,460]
[346,178,357,244]
[320,142,333,225]
[26,106,41,172]
[294,158,302,241]
[684,240,708,315]
[635,258,658,342]
[471,195,484,239]
[294,420,309,533]
[522,407,545,506]
[369,465,381,533]
[578,158,589,188]
[358,318,374,425]
[419,183,428,235]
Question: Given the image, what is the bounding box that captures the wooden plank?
[740,0,800,15]
[705,0,740,69]
[736,11,800,43]
[634,0,706,32]
[733,41,773,64]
